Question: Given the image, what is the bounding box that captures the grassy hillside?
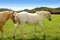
[0,15,60,40]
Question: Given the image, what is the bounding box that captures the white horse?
[12,11,52,38]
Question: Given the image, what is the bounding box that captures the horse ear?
[12,11,14,14]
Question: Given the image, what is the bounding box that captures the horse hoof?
[43,34,46,38]
[13,36,15,38]
[43,34,46,40]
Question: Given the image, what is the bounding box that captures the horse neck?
[37,13,45,20]
[3,13,11,20]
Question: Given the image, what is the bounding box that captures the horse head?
[10,11,18,23]
[36,11,52,21]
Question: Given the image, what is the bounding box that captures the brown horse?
[0,11,15,37]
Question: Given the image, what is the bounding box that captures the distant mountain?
[33,7,49,10]
[0,8,13,12]
[19,7,60,14]
[21,7,55,12]
[56,7,60,10]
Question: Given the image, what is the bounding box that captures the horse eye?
[13,15,15,17]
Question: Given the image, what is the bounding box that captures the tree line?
[22,7,60,14]
[0,7,60,14]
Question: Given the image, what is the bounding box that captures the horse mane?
[36,11,51,15]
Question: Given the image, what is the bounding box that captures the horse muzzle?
[49,18,52,21]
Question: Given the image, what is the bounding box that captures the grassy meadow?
[0,15,60,40]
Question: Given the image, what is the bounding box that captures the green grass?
[0,15,60,40]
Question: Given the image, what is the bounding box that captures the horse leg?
[33,24,37,37]
[39,21,46,40]
[20,23,25,39]
[13,23,18,38]
[0,26,5,38]
[33,24,37,40]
